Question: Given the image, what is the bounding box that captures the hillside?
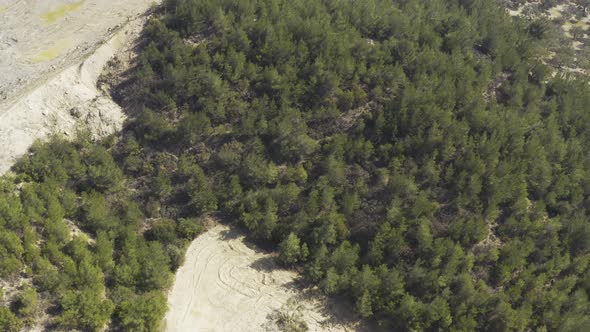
[2,0,590,331]
[0,0,160,174]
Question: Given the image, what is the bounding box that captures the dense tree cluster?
[0,135,204,331]
[116,0,590,329]
[2,0,590,330]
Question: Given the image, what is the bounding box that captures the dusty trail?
[165,225,363,332]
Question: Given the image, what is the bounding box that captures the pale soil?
[0,0,158,107]
[0,1,160,175]
[165,225,367,332]
[65,218,95,245]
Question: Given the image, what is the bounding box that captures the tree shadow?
[249,255,279,273]
[219,227,241,241]
[211,223,389,331]
[280,284,388,332]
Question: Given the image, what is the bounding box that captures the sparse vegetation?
[504,0,590,75]
[274,298,309,332]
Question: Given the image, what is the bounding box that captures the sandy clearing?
[0,1,161,174]
[0,18,127,174]
[0,0,158,107]
[165,225,365,332]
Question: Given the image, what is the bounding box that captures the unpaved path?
[165,225,363,332]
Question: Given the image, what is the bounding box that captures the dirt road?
[165,225,362,332]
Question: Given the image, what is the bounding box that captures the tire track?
[164,225,360,332]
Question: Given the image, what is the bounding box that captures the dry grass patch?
[41,1,85,24]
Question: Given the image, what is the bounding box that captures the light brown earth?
[165,225,367,332]
[0,0,158,106]
[0,0,159,174]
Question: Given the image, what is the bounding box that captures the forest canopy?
[2,0,590,331]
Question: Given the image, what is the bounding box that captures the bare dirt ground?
[0,0,159,174]
[165,225,370,332]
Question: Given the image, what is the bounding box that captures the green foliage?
[356,290,373,318]
[3,0,590,330]
[95,231,114,272]
[0,307,22,332]
[176,218,204,240]
[0,231,23,278]
[14,287,37,318]
[0,136,193,330]
[115,0,590,328]
[117,291,167,332]
[243,195,279,240]
[56,288,114,331]
[136,242,172,291]
[84,145,124,192]
[279,233,305,265]
[179,156,218,213]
